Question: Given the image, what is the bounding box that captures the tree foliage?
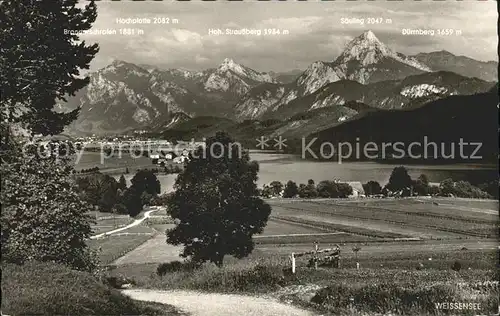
[166,132,271,267]
[336,183,353,198]
[118,175,127,190]
[317,180,339,198]
[1,149,98,271]
[283,180,299,198]
[76,172,119,212]
[363,181,382,196]
[386,166,413,193]
[298,182,318,198]
[268,181,283,197]
[413,174,430,196]
[130,169,161,197]
[0,0,99,135]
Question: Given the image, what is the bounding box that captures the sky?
[79,1,498,73]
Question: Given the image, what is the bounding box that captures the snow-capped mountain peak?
[204,58,276,94]
[334,30,431,72]
[336,31,392,66]
[217,58,246,75]
[360,30,378,41]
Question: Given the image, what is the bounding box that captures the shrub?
[311,282,460,315]
[195,264,285,292]
[157,261,197,276]
[451,260,462,271]
[104,275,135,289]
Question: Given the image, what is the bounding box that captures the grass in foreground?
[109,249,499,315]
[1,262,181,316]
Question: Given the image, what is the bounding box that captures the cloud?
[171,29,202,45]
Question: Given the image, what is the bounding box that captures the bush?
[451,260,462,271]
[103,275,136,289]
[157,261,200,277]
[1,262,172,316]
[311,282,459,315]
[196,264,285,292]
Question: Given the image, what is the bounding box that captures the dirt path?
[90,208,159,240]
[122,289,317,316]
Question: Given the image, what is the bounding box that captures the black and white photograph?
[1,0,498,315]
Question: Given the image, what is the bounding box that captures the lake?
[74,151,497,194]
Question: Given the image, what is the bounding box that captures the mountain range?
[60,30,497,138]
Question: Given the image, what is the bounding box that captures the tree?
[260,185,273,198]
[118,174,127,190]
[477,180,499,199]
[386,166,413,193]
[113,203,128,215]
[317,180,339,198]
[76,172,119,212]
[122,186,143,217]
[439,178,455,196]
[268,181,283,197]
[283,180,299,198]
[130,169,161,197]
[453,181,490,199]
[337,183,353,198]
[413,174,430,196]
[363,181,382,196]
[166,132,271,267]
[1,150,98,271]
[428,185,440,196]
[298,182,318,198]
[0,0,99,135]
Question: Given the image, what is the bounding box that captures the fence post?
[314,242,319,269]
[290,252,296,274]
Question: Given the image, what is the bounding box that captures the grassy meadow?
[98,196,498,315]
